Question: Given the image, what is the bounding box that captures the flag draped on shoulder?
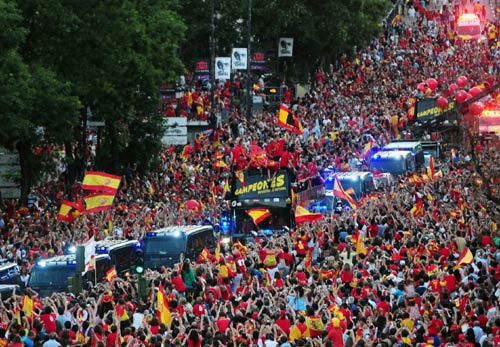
[361,139,374,159]
[333,176,358,209]
[57,200,84,222]
[157,283,172,327]
[295,206,323,224]
[84,193,115,213]
[82,171,121,192]
[246,208,272,225]
[22,295,33,318]
[278,104,303,135]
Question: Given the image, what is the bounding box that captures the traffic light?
[134,257,144,275]
[67,274,82,294]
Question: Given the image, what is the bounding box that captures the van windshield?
[143,237,185,254]
[29,267,75,287]
[370,157,405,175]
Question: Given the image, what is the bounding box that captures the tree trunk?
[16,140,32,205]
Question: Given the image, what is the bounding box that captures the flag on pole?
[84,193,115,213]
[295,206,323,224]
[454,247,473,269]
[278,104,303,135]
[105,266,117,282]
[157,283,172,327]
[83,236,96,274]
[82,171,121,192]
[108,213,113,233]
[246,208,272,225]
[333,176,358,209]
[304,248,313,272]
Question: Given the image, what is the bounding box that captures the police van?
[381,141,425,169]
[28,254,111,297]
[142,225,216,269]
[369,150,416,176]
[95,239,140,275]
[0,260,21,285]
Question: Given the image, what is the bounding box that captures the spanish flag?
[454,247,473,269]
[105,266,117,282]
[57,200,84,223]
[295,206,323,224]
[214,238,221,263]
[427,155,436,179]
[157,283,172,327]
[22,295,33,318]
[235,170,246,186]
[148,182,155,195]
[333,176,358,209]
[82,171,121,192]
[246,208,272,225]
[356,232,368,256]
[84,193,115,213]
[278,104,303,135]
[410,200,425,217]
[361,139,373,159]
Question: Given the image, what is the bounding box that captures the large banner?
[278,38,293,57]
[231,48,248,70]
[415,98,456,120]
[161,117,187,145]
[233,170,291,200]
[215,57,231,80]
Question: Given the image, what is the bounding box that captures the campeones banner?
[415,98,456,120]
[234,171,290,200]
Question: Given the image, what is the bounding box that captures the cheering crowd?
[1,1,500,347]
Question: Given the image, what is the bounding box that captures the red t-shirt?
[216,318,231,333]
[39,313,57,333]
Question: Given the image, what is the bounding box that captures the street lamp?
[246,0,252,119]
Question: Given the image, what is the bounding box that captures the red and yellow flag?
[333,176,358,209]
[82,171,121,192]
[246,208,272,225]
[295,206,323,224]
[356,232,368,256]
[84,193,115,213]
[105,266,117,282]
[454,247,473,269]
[57,200,84,222]
[361,139,373,159]
[22,295,33,318]
[278,104,303,135]
[157,283,172,327]
[214,238,221,264]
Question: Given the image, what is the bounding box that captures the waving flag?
[246,208,272,225]
[360,139,373,159]
[105,266,117,282]
[333,176,358,209]
[84,193,115,213]
[57,200,84,223]
[454,247,473,269]
[295,206,323,224]
[84,236,96,274]
[82,171,121,192]
[265,139,285,158]
[278,104,303,135]
[157,283,172,327]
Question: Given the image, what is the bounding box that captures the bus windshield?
[29,267,75,286]
[369,157,405,175]
[143,237,185,254]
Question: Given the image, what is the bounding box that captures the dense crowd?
[1,1,500,347]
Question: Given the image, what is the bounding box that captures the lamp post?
[246,0,252,119]
[210,0,215,111]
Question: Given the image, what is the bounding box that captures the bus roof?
[332,171,373,180]
[382,141,422,151]
[34,254,109,268]
[95,239,140,252]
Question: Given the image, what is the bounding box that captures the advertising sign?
[215,57,231,80]
[231,48,248,70]
[161,117,187,145]
[278,38,294,57]
[233,170,290,200]
[251,51,267,71]
[415,98,456,120]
